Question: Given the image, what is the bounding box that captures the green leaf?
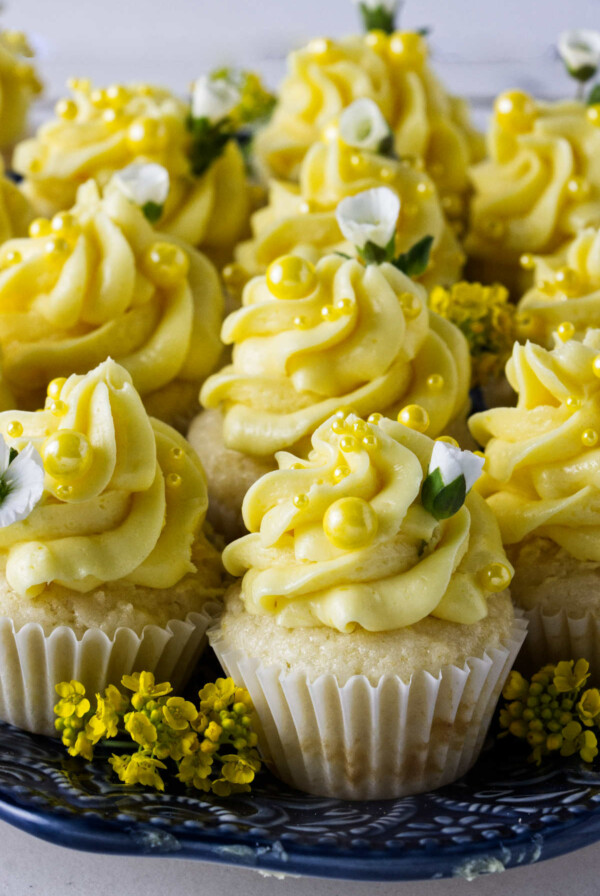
[8,447,17,464]
[358,233,396,265]
[141,201,163,223]
[392,234,434,278]
[421,469,466,520]
[587,83,600,105]
[569,64,598,84]
[358,3,397,35]
[186,115,231,178]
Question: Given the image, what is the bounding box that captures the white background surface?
[1,0,600,893]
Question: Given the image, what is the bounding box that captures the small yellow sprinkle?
[587,104,600,127]
[367,413,383,424]
[398,404,430,433]
[3,250,21,267]
[29,218,52,238]
[426,374,444,391]
[321,304,340,321]
[567,176,590,199]
[332,419,347,434]
[44,237,70,258]
[554,266,580,297]
[290,462,303,470]
[566,395,581,412]
[48,399,67,417]
[298,201,311,214]
[6,421,23,438]
[593,355,600,378]
[379,166,394,181]
[436,435,459,447]
[416,181,432,197]
[333,464,350,481]
[293,316,309,329]
[336,297,353,313]
[362,434,378,448]
[582,429,598,448]
[494,89,536,135]
[478,562,512,592]
[323,496,378,550]
[55,98,77,120]
[266,255,316,300]
[293,493,309,509]
[556,321,575,342]
[47,377,67,399]
[520,253,536,271]
[340,435,359,452]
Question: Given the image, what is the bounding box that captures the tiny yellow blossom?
[54,680,91,720]
[221,751,262,786]
[204,720,223,743]
[554,659,590,693]
[502,671,529,701]
[578,688,600,726]
[110,752,167,791]
[177,750,214,790]
[124,711,158,747]
[163,696,198,731]
[121,671,172,710]
[199,678,236,712]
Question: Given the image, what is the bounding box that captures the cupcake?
[254,30,483,216]
[0,29,42,152]
[192,240,470,537]
[0,177,223,428]
[210,412,526,799]
[469,331,600,677]
[236,98,464,291]
[466,93,600,293]
[0,358,224,736]
[12,78,251,260]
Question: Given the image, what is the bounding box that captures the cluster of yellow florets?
[499,659,600,765]
[54,673,261,796]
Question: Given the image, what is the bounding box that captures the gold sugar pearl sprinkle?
[554,266,580,297]
[389,31,427,68]
[3,250,21,267]
[587,104,600,127]
[379,167,394,181]
[336,297,353,313]
[127,117,168,153]
[567,177,590,199]
[266,255,317,301]
[293,493,309,509]
[166,472,182,488]
[367,413,383,425]
[42,430,93,482]
[566,396,581,412]
[335,407,354,419]
[323,496,378,550]
[56,484,72,500]
[538,280,557,296]
[48,399,67,417]
[582,429,598,448]
[478,562,512,592]
[222,263,248,288]
[321,304,340,321]
[494,90,536,135]
[436,435,459,447]
[29,218,52,238]
[293,316,309,329]
[144,242,190,288]
[520,253,535,271]
[399,291,421,319]
[290,463,303,470]
[441,194,463,217]
[398,404,430,433]
[308,37,333,56]
[333,465,350,481]
[6,421,23,438]
[47,377,66,400]
[56,98,78,120]
[556,321,575,342]
[593,355,600,378]
[51,212,79,236]
[352,420,368,435]
[365,30,388,53]
[44,237,70,258]
[340,435,359,452]
[332,419,347,434]
[362,434,378,448]
[426,374,444,391]
[298,200,311,213]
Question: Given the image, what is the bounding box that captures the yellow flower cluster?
[499,659,600,765]
[53,673,261,796]
[429,281,518,386]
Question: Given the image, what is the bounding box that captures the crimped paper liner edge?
[517,605,600,679]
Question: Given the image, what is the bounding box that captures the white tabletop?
[1,0,599,892]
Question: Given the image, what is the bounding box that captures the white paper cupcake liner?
[517,606,600,680]
[210,614,527,800]
[0,600,221,737]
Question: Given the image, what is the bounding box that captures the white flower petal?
[0,436,10,474]
[339,98,391,153]
[428,441,484,492]
[336,187,400,250]
[558,29,600,74]
[0,442,44,528]
[191,75,240,124]
[113,163,170,207]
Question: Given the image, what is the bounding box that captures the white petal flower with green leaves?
[336,186,400,255]
[339,98,392,154]
[113,163,170,222]
[191,75,240,124]
[0,438,44,528]
[421,441,485,520]
[558,29,600,82]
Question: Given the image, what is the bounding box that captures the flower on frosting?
[336,187,400,263]
[421,440,484,520]
[558,29,600,83]
[339,98,393,154]
[112,163,170,222]
[191,74,241,124]
[0,437,44,529]
[353,0,400,34]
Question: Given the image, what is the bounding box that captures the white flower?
[336,187,400,250]
[428,441,484,492]
[0,438,44,528]
[352,0,399,11]
[112,163,170,208]
[191,75,240,124]
[558,30,600,79]
[339,98,392,153]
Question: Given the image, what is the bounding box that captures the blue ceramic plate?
[1,652,600,881]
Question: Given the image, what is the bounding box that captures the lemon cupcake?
[469,331,600,677]
[0,359,224,736]
[192,238,470,537]
[13,78,250,259]
[0,29,42,152]
[210,412,526,799]
[467,93,600,293]
[0,176,223,428]
[236,98,464,291]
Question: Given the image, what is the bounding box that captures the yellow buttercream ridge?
[0,359,208,598]
[222,413,510,632]
[13,80,250,256]
[0,29,42,148]
[200,254,470,456]
[0,179,223,416]
[237,117,464,289]
[254,32,483,209]
[469,330,600,555]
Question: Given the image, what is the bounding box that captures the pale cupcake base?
[210,589,527,800]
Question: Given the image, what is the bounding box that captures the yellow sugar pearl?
[44,237,70,259]
[340,435,359,452]
[398,404,430,433]
[298,200,312,213]
[566,395,581,412]
[436,435,459,447]
[537,279,557,296]
[293,316,309,329]
[520,253,536,271]
[515,311,545,341]
[56,484,72,500]
[494,90,536,135]
[6,421,23,438]
[127,117,168,153]
[426,374,444,391]
[308,37,334,56]
[222,263,249,293]
[3,250,21,267]
[29,218,52,239]
[47,377,66,400]
[352,419,368,435]
[379,166,394,181]
[323,123,339,144]
[582,429,598,448]
[567,176,591,199]
[388,31,427,69]
[332,418,347,434]
[556,321,575,342]
[323,496,378,550]
[365,29,389,54]
[593,355,600,378]
[144,242,190,288]
[55,98,77,120]
[362,434,378,448]
[90,88,107,107]
[105,84,128,108]
[166,472,182,488]
[333,464,350,481]
[321,304,340,321]
[335,406,354,419]
[102,108,121,125]
[416,181,432,197]
[478,562,512,592]
[587,104,600,127]
[170,446,184,462]
[51,212,80,243]
[42,430,93,481]
[266,256,317,300]
[336,297,354,313]
[290,462,303,470]
[136,83,154,97]
[554,266,580,297]
[350,154,365,169]
[399,291,421,319]
[293,493,309,509]
[48,399,67,417]
[367,413,383,425]
[481,218,506,241]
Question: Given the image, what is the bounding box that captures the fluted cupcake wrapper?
[0,601,221,737]
[517,606,600,681]
[210,615,527,801]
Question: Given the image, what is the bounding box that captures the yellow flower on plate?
[109,752,167,791]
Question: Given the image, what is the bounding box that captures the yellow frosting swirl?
[236,120,464,290]
[13,80,250,256]
[0,30,42,148]
[201,255,470,456]
[0,179,223,415]
[254,32,483,208]
[222,413,510,631]
[0,159,33,244]
[469,330,600,556]
[0,359,208,597]
[467,95,600,281]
